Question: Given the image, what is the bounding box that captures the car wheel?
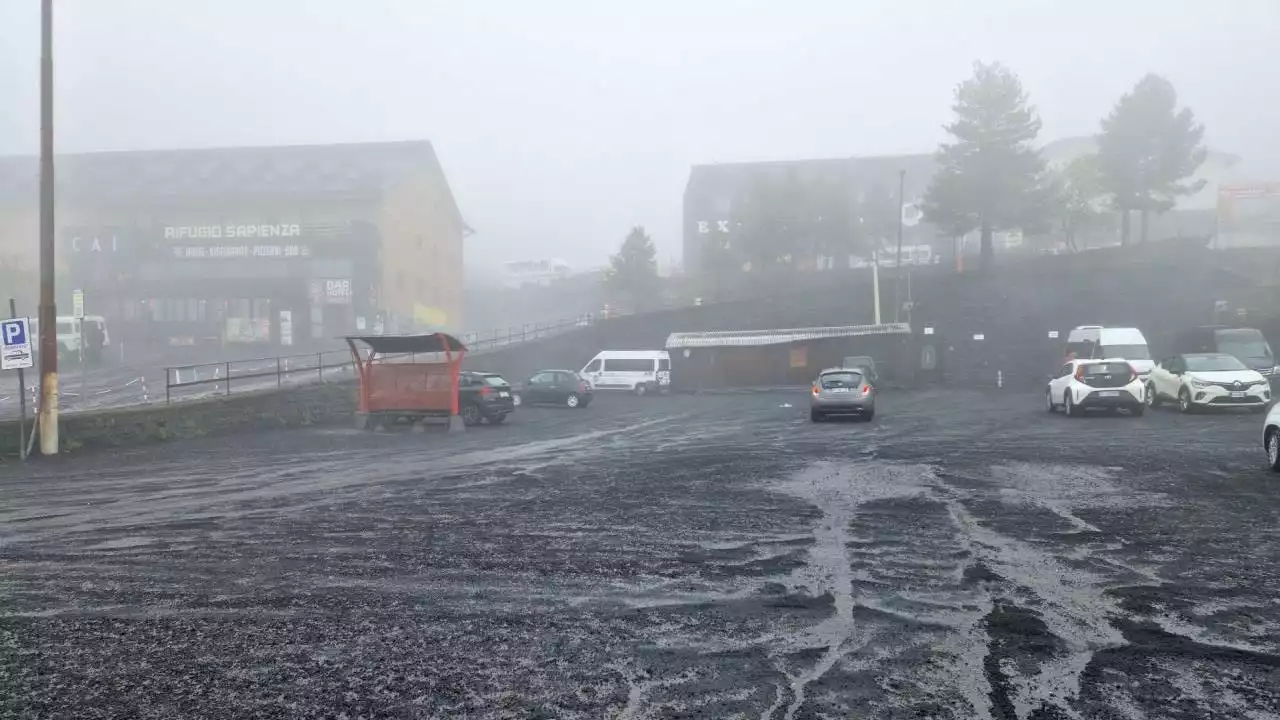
[488,413,507,425]
[461,403,483,426]
[1064,392,1078,417]
[634,383,648,397]
[862,408,875,422]
[1131,405,1145,417]
[1179,389,1194,414]
[1145,382,1160,408]
[1268,428,1280,471]
[565,392,580,408]
[1046,388,1056,413]
[810,410,823,423]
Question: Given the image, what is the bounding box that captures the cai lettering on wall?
[69,234,119,253]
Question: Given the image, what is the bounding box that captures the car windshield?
[481,375,510,387]
[1101,344,1150,360]
[1081,362,1131,377]
[820,371,863,388]
[1215,329,1273,361]
[1185,355,1247,372]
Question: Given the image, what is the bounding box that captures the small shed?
[345,333,468,431]
[665,323,913,390]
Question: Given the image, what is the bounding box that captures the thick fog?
[1,0,1277,272]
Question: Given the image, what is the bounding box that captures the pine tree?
[924,61,1049,269]
[1096,74,1207,244]
[604,226,659,310]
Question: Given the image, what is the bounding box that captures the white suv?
[1262,403,1280,471]
[1146,353,1271,413]
[1046,358,1145,417]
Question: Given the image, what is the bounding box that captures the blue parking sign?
[1,318,33,370]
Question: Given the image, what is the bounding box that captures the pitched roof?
[0,140,464,226]
[684,153,938,206]
[666,323,912,349]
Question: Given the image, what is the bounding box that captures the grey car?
[810,367,876,422]
[842,355,881,387]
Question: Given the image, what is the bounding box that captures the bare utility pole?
[38,0,59,455]
[893,169,905,323]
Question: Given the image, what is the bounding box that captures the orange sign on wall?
[789,346,808,368]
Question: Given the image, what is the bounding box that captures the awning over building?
[665,323,912,350]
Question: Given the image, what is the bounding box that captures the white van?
[29,315,110,355]
[1066,325,1154,376]
[580,350,671,396]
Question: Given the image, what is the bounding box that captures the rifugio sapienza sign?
[163,224,302,240]
[164,223,314,260]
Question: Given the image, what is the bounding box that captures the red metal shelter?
[345,333,468,431]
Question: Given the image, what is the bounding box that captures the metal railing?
[459,314,601,351]
[165,349,356,403]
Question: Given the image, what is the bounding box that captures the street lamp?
[893,169,905,323]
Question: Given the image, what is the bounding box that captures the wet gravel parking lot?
[2,388,1279,719]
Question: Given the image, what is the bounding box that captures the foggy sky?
[1,1,1277,273]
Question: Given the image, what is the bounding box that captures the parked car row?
[454,349,674,425]
[1051,324,1280,471]
[1051,323,1279,417]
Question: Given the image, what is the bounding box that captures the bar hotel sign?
[165,223,312,260]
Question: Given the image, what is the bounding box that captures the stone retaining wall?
[0,381,356,457]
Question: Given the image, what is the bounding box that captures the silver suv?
[810,367,876,422]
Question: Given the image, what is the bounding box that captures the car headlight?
[1190,377,1210,389]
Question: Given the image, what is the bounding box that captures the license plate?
[1231,391,1246,398]
[827,387,850,393]
[1099,391,1119,397]
[499,391,510,398]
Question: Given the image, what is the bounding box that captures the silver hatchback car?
[810,367,876,422]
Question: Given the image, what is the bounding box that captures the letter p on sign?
[3,320,26,345]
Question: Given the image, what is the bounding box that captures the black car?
[1173,326,1278,378]
[516,369,593,408]
[459,372,516,425]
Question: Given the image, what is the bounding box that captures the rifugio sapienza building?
[0,140,467,353]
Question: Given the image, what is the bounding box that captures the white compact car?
[1262,403,1280,471]
[1047,358,1146,417]
[1146,353,1271,413]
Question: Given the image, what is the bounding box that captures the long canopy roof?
[345,333,467,354]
